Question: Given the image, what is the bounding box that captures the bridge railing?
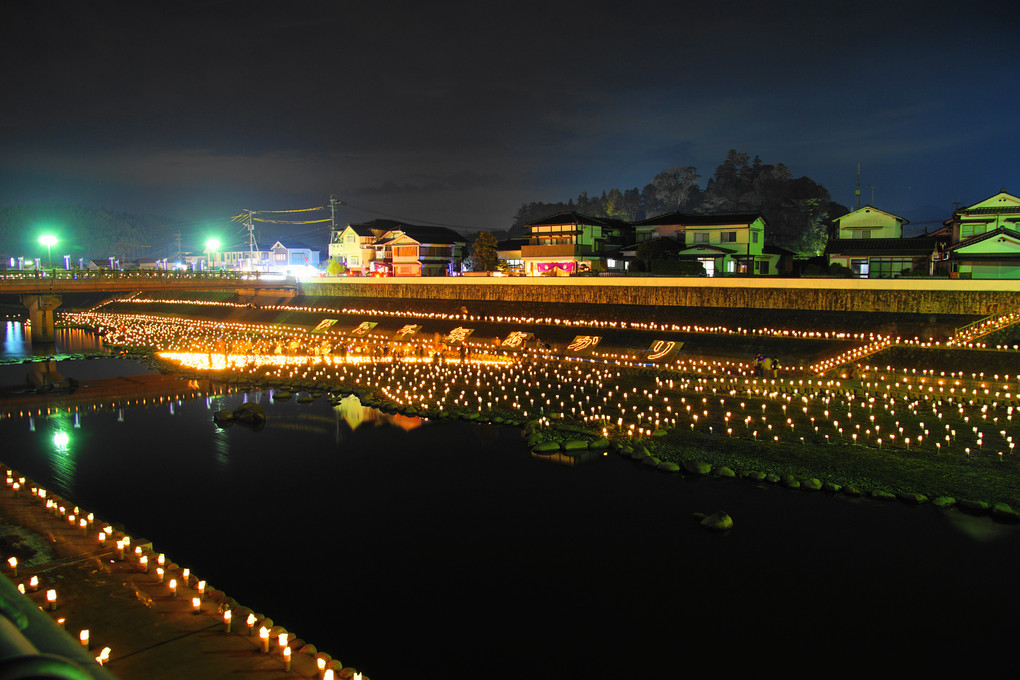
[0,270,258,282]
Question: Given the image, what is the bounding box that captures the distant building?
[211,240,320,275]
[628,212,775,276]
[496,237,529,275]
[825,206,942,278]
[329,224,378,272]
[328,219,466,276]
[521,212,632,275]
[943,189,1020,279]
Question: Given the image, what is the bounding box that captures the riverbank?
[0,465,364,679]
[138,346,1020,512]
[40,301,1020,508]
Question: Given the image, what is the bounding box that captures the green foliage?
[651,165,700,211]
[327,258,346,276]
[0,205,169,262]
[508,149,849,251]
[470,231,499,271]
[634,237,681,270]
[652,259,704,276]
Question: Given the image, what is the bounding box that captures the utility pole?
[244,209,258,270]
[328,195,345,259]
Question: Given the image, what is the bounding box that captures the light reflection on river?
[0,355,1018,678]
[1,320,108,360]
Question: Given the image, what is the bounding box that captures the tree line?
[510,150,848,254]
[0,204,171,264]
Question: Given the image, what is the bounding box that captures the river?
[0,321,1018,678]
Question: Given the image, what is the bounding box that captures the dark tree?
[470,231,499,271]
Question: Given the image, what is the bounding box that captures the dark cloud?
[1,0,1018,232]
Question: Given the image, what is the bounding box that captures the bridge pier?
[22,294,62,344]
[27,359,66,388]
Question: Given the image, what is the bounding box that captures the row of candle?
[3,467,360,678]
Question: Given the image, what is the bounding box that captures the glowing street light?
[39,234,57,268]
[205,238,221,270]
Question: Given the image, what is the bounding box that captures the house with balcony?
[521,212,632,275]
[328,224,378,273]
[943,189,1020,279]
[631,212,770,276]
[336,220,465,276]
[824,206,942,277]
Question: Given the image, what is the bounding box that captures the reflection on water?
[1,321,107,360]
[943,507,1017,542]
[45,412,78,496]
[530,449,601,466]
[212,428,230,472]
[332,393,423,435]
[0,378,1018,679]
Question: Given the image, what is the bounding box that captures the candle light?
[95,647,111,666]
[46,589,57,610]
[247,613,257,636]
[259,626,270,653]
[7,557,16,577]
[191,597,201,614]
[168,578,177,598]
[79,629,90,649]
[283,646,292,671]
[223,608,232,633]
[29,575,38,592]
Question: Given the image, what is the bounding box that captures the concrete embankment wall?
[304,277,1020,316]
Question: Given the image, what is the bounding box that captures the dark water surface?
[0,354,1018,678]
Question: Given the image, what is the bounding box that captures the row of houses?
[825,189,1020,279]
[222,187,1020,280]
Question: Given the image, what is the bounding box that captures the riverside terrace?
[55,305,1020,508]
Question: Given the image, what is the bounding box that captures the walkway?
[0,470,361,679]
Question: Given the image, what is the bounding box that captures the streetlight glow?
[205,238,221,270]
[39,234,57,268]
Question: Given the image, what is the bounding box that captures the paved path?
[0,470,360,679]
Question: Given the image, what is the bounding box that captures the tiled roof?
[525,212,632,230]
[960,206,1020,216]
[676,244,737,255]
[946,227,1020,252]
[397,226,466,244]
[497,238,529,250]
[272,240,314,250]
[824,237,939,257]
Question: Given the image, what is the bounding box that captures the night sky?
[2,0,1017,236]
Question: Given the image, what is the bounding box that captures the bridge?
[0,272,299,343]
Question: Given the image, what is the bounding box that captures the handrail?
[953,301,1020,341]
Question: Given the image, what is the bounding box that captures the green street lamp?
[39,234,57,268]
[205,238,221,271]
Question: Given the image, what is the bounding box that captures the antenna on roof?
[855,163,861,210]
